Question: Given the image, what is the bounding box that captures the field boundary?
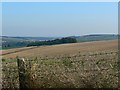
[1,46,39,56]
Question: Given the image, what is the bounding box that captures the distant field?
[2,39,119,88]
[2,39,118,58]
[2,34,119,50]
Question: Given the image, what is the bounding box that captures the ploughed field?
[2,39,119,88]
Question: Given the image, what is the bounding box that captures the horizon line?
[1,33,119,37]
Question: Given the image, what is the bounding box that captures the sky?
[2,2,118,37]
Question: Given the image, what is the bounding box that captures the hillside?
[74,34,118,42]
[1,34,119,50]
[1,36,58,49]
[0,34,118,49]
[2,39,118,88]
[2,39,118,58]
[2,36,57,42]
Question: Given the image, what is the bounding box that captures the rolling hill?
[73,34,118,42]
[1,34,119,49]
[2,39,118,58]
[1,36,59,49]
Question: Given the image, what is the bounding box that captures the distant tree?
[27,37,77,47]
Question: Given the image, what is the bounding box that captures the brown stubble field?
[2,39,118,59]
[1,39,119,88]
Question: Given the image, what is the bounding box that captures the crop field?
[2,39,118,58]
[1,39,119,88]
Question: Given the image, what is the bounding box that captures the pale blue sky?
[2,2,118,37]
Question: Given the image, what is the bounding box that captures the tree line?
[27,37,77,47]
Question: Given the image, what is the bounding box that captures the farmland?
[1,34,118,49]
[1,39,119,88]
[2,39,118,58]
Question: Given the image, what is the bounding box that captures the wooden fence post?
[17,57,30,89]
